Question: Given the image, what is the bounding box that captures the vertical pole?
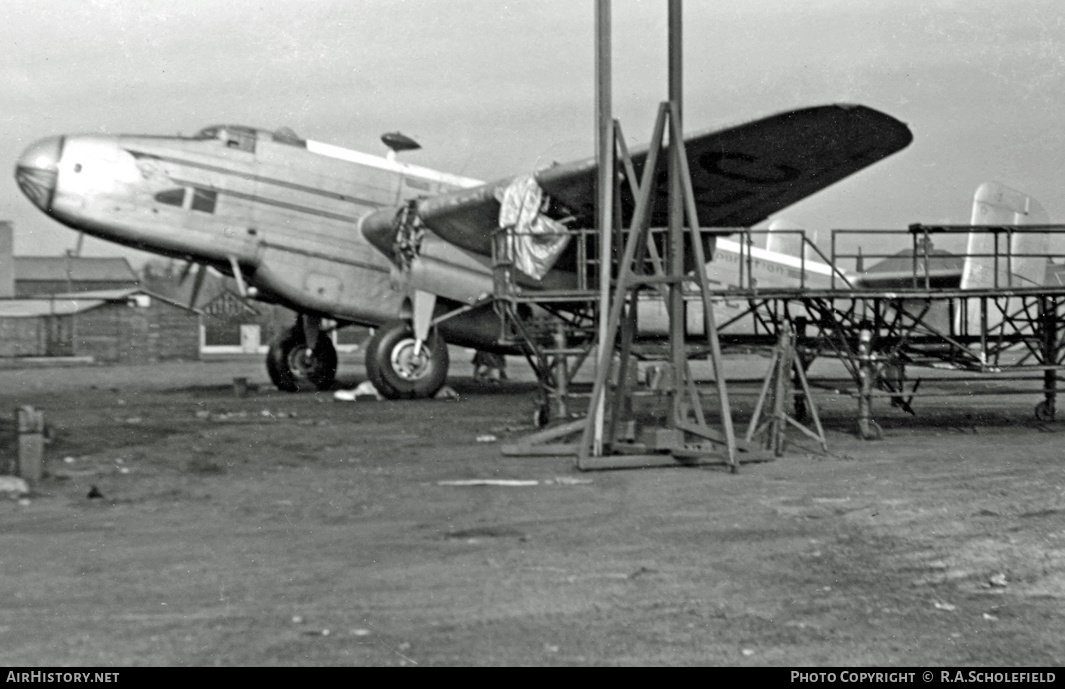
[593,0,614,455]
[1042,296,1056,420]
[856,328,879,440]
[668,0,685,429]
[17,406,44,484]
[554,323,569,420]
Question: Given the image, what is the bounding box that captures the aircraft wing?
[409,104,912,257]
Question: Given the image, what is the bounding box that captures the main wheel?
[364,319,449,400]
[266,326,338,392]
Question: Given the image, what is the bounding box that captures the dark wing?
[375,104,913,258]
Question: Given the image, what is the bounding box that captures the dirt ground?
[0,351,1063,667]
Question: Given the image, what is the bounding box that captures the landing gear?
[266,326,338,392]
[1035,400,1055,422]
[364,319,449,400]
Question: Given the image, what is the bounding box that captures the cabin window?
[154,188,186,207]
[191,187,217,213]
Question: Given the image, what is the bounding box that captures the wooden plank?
[500,443,580,457]
[511,418,585,445]
[579,450,775,471]
[578,454,694,471]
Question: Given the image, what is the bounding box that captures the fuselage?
[14,125,482,326]
[16,124,851,346]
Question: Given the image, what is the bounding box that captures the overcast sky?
[3,0,1065,261]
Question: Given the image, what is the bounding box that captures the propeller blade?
[178,259,196,284]
[188,264,207,308]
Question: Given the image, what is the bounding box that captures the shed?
[13,256,139,297]
[858,239,964,289]
[0,288,200,364]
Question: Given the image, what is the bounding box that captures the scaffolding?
[496,218,1065,454]
[493,1,1065,467]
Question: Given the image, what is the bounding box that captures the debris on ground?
[933,601,957,611]
[438,479,540,487]
[87,485,104,499]
[334,381,383,402]
[437,477,592,487]
[435,386,460,401]
[548,476,593,486]
[989,573,1009,588]
[0,476,30,498]
[476,434,497,443]
[259,409,297,419]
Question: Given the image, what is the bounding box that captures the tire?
[266,326,338,392]
[364,319,449,400]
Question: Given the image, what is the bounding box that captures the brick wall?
[74,300,200,364]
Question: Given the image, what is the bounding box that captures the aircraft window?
[191,188,217,213]
[272,127,305,147]
[224,132,256,153]
[154,188,187,207]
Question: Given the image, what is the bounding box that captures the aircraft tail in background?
[959,182,1050,338]
[766,218,819,264]
[960,181,1049,291]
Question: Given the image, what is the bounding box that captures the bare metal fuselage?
[16,126,488,332]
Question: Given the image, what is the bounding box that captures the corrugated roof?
[864,247,963,275]
[0,288,200,318]
[858,243,964,286]
[14,256,138,283]
[49,287,201,313]
[0,297,104,318]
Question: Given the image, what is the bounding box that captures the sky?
[3,0,1065,263]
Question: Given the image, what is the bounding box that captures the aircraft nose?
[15,135,64,212]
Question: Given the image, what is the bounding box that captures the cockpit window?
[191,187,217,213]
[154,188,186,207]
[224,131,256,153]
[192,124,303,149]
[194,125,256,152]
[272,127,305,147]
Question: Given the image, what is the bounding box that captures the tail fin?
[766,218,819,263]
[765,218,804,258]
[959,182,1050,339]
[960,182,1049,290]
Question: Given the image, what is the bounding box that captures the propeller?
[178,259,208,308]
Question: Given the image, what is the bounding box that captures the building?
[858,238,965,289]
[0,220,139,298]
[0,288,200,364]
[13,255,139,297]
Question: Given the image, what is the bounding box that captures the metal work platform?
[491,0,1065,467]
[494,220,1065,453]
